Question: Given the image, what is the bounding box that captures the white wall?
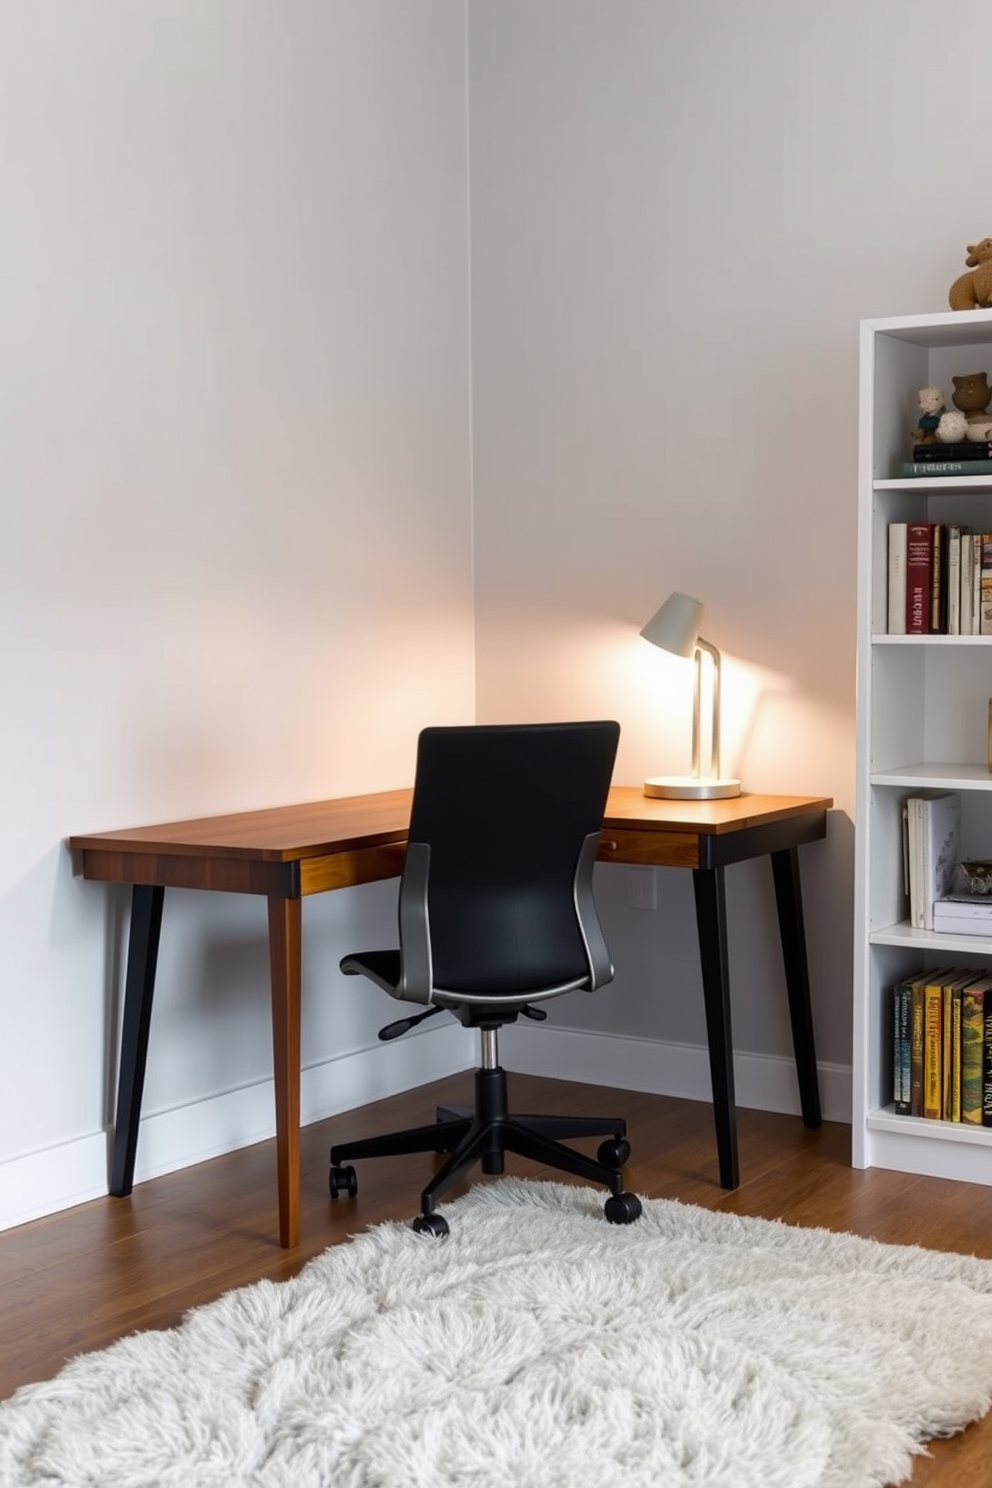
[0,2,475,1227]
[468,0,992,1100]
[9,0,992,1230]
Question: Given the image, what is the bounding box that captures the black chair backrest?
[406,721,619,996]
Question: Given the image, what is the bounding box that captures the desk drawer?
[300,842,406,895]
[597,828,699,870]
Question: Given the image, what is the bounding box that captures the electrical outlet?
[627,866,657,910]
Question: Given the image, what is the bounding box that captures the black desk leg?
[692,864,739,1190]
[770,846,822,1128]
[109,884,165,1196]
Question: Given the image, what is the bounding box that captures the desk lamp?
[640,591,741,800]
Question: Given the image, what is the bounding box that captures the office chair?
[329,720,642,1236]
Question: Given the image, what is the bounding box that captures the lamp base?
[643,775,741,801]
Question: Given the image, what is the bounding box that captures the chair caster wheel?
[597,1137,631,1169]
[329,1164,358,1198]
[412,1212,450,1238]
[605,1191,642,1225]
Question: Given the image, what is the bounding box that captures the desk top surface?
[69,787,832,864]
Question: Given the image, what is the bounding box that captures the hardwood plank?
[1,1078,989,1486]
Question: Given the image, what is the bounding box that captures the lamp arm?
[690,646,702,779]
[696,635,722,780]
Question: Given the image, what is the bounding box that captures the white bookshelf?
[855,308,992,1185]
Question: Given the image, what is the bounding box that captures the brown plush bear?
[951,372,992,439]
[949,240,992,310]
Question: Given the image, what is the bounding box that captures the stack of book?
[902,440,992,477]
[903,791,960,931]
[887,522,992,634]
[892,968,992,1123]
[933,893,992,937]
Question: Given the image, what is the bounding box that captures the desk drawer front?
[597,829,699,870]
[77,849,297,896]
[300,843,406,895]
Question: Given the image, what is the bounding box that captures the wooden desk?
[69,787,831,1247]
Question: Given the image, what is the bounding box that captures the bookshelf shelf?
[870,763,992,789]
[875,477,992,491]
[867,1106,992,1145]
[870,920,992,953]
[855,309,992,1183]
[872,633,992,645]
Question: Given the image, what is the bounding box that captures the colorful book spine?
[912,441,992,462]
[910,980,926,1116]
[942,983,954,1119]
[984,999,992,1126]
[930,523,945,633]
[962,987,985,1124]
[981,536,992,635]
[893,980,912,1114]
[923,982,943,1119]
[906,523,931,633]
[974,534,984,635]
[903,459,992,476]
[951,983,963,1121]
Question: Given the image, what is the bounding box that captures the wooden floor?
[4,1075,992,1486]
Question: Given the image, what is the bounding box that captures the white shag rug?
[4,1179,992,1488]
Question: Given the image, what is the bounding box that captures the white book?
[961,533,975,636]
[907,796,925,929]
[887,523,907,634]
[934,894,992,920]
[923,793,961,930]
[933,898,992,936]
[948,524,962,634]
[907,791,961,930]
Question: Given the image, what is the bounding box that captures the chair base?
[329,1065,640,1227]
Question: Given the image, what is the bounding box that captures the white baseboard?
[0,1023,473,1233]
[0,1024,850,1233]
[499,1023,852,1125]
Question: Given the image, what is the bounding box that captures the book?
[912,441,992,462]
[923,979,943,1118]
[903,459,992,476]
[905,522,931,634]
[906,791,961,931]
[945,980,963,1120]
[920,968,980,1121]
[893,979,912,1114]
[980,535,992,634]
[974,533,984,635]
[961,532,975,635]
[984,996,992,1126]
[961,978,992,1123]
[910,977,927,1116]
[907,795,925,927]
[887,523,907,635]
[930,522,946,633]
[947,524,963,634]
[933,893,992,936]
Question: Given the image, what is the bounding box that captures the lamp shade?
[639,592,703,659]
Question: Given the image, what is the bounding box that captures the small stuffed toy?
[912,386,945,444]
[949,240,992,310]
[937,409,969,442]
[951,371,992,439]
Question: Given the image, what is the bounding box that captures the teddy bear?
[949,239,992,310]
[950,371,992,440]
[911,386,945,444]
